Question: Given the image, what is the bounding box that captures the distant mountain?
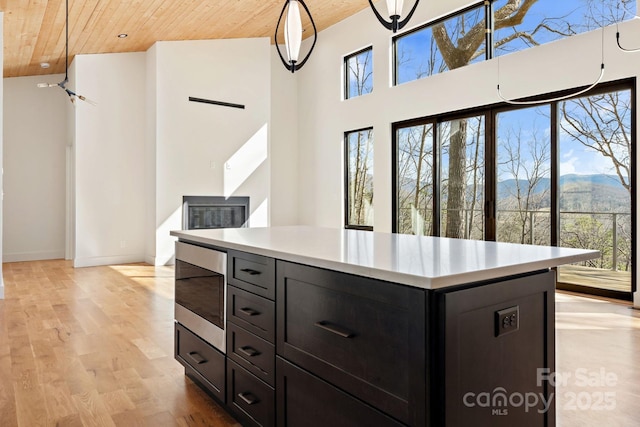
[498,174,629,211]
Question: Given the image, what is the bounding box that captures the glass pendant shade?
[275,0,317,73]
[284,0,303,63]
[369,0,419,33]
[385,0,404,18]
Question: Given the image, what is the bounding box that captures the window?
[345,128,374,229]
[394,4,486,85]
[494,0,636,57]
[439,115,485,240]
[558,88,632,290]
[393,0,637,85]
[395,123,435,235]
[345,47,373,99]
[496,106,551,245]
[392,82,635,299]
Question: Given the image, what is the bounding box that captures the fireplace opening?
[182,196,249,230]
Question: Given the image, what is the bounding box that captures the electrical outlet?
[120,240,127,249]
[495,306,519,337]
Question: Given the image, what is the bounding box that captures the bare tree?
[346,51,374,227]
[348,129,373,226]
[560,91,631,195]
[347,50,373,97]
[397,125,434,235]
[497,123,551,244]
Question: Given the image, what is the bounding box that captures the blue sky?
[396,0,637,83]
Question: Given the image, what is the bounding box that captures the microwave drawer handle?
[187,351,207,365]
[238,392,259,406]
[314,321,355,338]
[239,268,261,276]
[238,346,260,357]
[239,307,260,316]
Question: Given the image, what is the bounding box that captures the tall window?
[393,0,636,85]
[345,47,373,99]
[440,116,485,240]
[496,106,551,245]
[346,128,374,230]
[396,123,434,235]
[558,89,632,291]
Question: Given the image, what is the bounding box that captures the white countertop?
[170,226,600,290]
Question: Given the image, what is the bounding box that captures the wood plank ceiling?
[1,0,371,78]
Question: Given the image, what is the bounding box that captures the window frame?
[392,1,489,86]
[391,78,636,299]
[345,126,375,231]
[344,46,374,100]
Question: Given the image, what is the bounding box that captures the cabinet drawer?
[228,322,275,386]
[228,286,275,343]
[277,261,426,426]
[227,360,275,427]
[229,250,276,300]
[276,357,405,427]
[175,323,225,402]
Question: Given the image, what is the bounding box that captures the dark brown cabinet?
[228,250,276,299]
[276,357,406,427]
[227,285,275,342]
[228,359,275,427]
[276,260,426,426]
[225,251,277,426]
[175,323,226,403]
[227,322,275,386]
[175,239,556,427]
[433,270,556,427]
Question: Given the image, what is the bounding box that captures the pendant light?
[275,0,317,73]
[36,0,96,105]
[368,0,420,33]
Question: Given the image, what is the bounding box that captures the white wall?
[149,38,272,265]
[72,52,147,267]
[145,45,158,265]
[3,74,67,262]
[297,2,640,305]
[270,50,299,226]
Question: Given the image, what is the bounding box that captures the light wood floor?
[0,260,638,426]
[0,260,240,427]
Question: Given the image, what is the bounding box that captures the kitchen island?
[170,226,599,427]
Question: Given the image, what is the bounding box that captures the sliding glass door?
[440,116,485,240]
[496,106,551,246]
[557,89,632,294]
[393,82,635,299]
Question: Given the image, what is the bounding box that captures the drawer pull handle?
[238,392,259,405]
[238,346,260,357]
[187,351,207,365]
[314,321,354,338]
[239,307,260,316]
[240,268,262,276]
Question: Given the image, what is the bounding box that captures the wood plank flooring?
[0,260,240,427]
[0,260,639,426]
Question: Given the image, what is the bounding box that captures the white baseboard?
[0,285,4,300]
[144,254,175,266]
[73,254,145,268]
[3,250,65,263]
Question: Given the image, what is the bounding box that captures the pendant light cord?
[65,0,69,82]
[497,7,607,106]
